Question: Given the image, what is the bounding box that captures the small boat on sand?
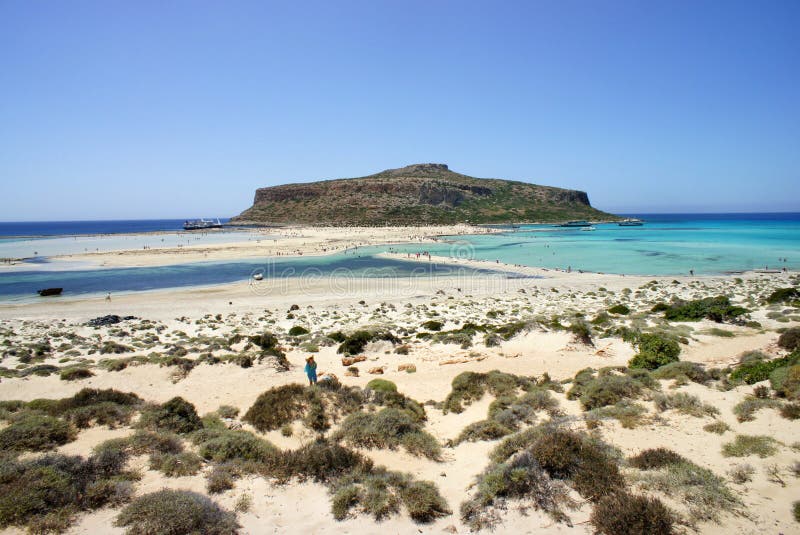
[252,273,263,281]
[37,288,63,296]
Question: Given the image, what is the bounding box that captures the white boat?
[252,273,263,281]
[618,218,644,226]
[580,226,596,231]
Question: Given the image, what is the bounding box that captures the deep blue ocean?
[0,213,798,301]
[0,219,230,237]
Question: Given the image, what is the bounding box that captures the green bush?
[778,328,800,351]
[334,408,439,459]
[580,374,644,410]
[608,304,631,315]
[703,420,731,434]
[629,333,681,370]
[0,454,132,531]
[794,500,800,523]
[149,451,203,477]
[268,439,369,483]
[591,492,674,535]
[243,384,307,431]
[663,296,748,322]
[442,370,524,414]
[722,434,779,458]
[365,378,397,394]
[337,330,400,355]
[629,448,687,470]
[529,429,624,501]
[139,397,202,434]
[733,396,782,422]
[399,480,452,522]
[330,469,449,523]
[288,326,309,336]
[421,320,443,331]
[454,420,513,445]
[781,402,800,420]
[767,287,799,304]
[59,367,94,381]
[651,361,711,384]
[199,430,278,464]
[730,351,800,385]
[0,414,75,451]
[114,490,239,535]
[654,392,719,417]
[634,459,739,523]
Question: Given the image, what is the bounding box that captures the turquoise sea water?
[0,213,797,301]
[369,213,800,276]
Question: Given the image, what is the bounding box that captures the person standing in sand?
[304,356,317,386]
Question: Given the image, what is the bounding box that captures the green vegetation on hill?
[232,163,619,225]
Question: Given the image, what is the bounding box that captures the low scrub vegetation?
[661,296,748,323]
[0,453,135,532]
[722,434,779,458]
[628,333,681,370]
[115,489,239,535]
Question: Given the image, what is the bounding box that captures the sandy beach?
[1,225,798,534]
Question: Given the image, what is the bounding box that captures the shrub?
[149,451,203,477]
[399,481,451,522]
[591,492,674,535]
[114,490,239,534]
[0,414,75,451]
[0,454,131,531]
[634,459,739,523]
[727,463,755,484]
[629,448,687,470]
[421,320,443,331]
[199,430,278,464]
[529,429,624,501]
[733,396,782,422]
[654,392,719,417]
[794,500,800,523]
[663,296,748,323]
[608,304,631,315]
[337,330,400,355]
[567,320,593,346]
[454,420,513,444]
[781,402,800,420]
[249,332,279,350]
[128,430,183,455]
[651,361,711,384]
[207,463,237,493]
[580,374,644,410]
[730,351,800,385]
[242,384,308,431]
[139,397,202,434]
[460,450,572,531]
[722,434,779,458]
[216,405,240,419]
[288,326,310,336]
[365,379,397,394]
[60,367,94,381]
[767,287,800,304]
[442,370,525,414]
[629,333,681,370]
[588,400,648,428]
[269,439,369,483]
[703,420,731,434]
[334,408,439,459]
[330,469,449,523]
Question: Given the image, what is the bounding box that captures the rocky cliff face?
[232,163,614,226]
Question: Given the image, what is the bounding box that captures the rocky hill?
[231,163,619,225]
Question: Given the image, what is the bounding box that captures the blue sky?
[1,0,798,220]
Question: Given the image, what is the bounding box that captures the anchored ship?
[183,218,223,231]
[618,218,644,226]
